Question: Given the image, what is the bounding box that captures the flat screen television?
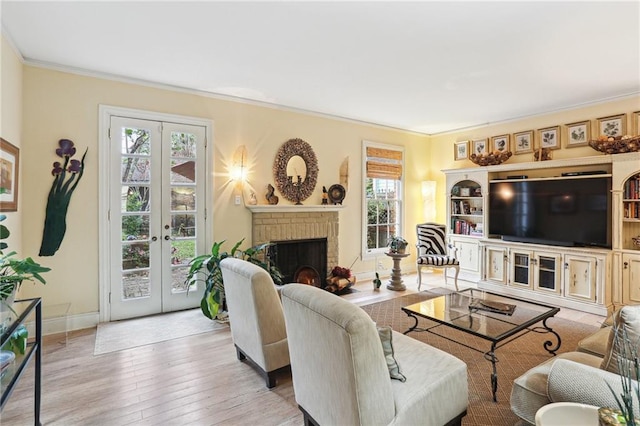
[489,176,611,248]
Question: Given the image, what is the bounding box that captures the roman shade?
[366,146,403,180]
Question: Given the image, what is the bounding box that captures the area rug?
[361,291,600,426]
[94,308,227,355]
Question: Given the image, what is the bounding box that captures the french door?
[108,116,207,320]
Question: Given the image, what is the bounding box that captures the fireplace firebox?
[269,238,328,288]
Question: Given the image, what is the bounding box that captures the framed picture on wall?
[565,120,590,148]
[472,138,487,156]
[513,130,533,154]
[597,113,626,138]
[491,134,510,153]
[0,138,20,212]
[633,111,640,135]
[454,141,469,161]
[538,126,561,150]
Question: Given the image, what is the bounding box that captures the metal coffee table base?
[403,314,561,402]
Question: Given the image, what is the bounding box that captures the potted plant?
[388,236,408,254]
[601,327,640,425]
[0,215,50,312]
[184,239,282,321]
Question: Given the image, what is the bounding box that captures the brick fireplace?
[249,206,341,281]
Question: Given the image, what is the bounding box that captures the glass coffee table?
[402,288,561,402]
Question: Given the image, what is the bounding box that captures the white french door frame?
[98,105,214,323]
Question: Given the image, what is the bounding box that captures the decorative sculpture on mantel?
[534,147,552,161]
[266,184,279,205]
[39,139,87,256]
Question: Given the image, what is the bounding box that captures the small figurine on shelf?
[248,191,257,205]
[321,186,328,205]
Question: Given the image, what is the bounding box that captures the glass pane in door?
[171,238,195,294]
[171,214,196,237]
[122,270,150,299]
[538,256,557,290]
[121,215,150,241]
[513,254,530,285]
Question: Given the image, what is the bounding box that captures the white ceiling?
[2,1,639,135]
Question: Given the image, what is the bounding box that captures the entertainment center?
[443,151,640,316]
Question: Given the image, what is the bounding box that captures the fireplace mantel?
[246,205,344,213]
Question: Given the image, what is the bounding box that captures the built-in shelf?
[246,204,344,213]
[489,173,613,183]
[443,152,638,175]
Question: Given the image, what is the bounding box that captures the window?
[362,141,404,258]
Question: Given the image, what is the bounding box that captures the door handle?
[151,236,158,242]
[164,235,171,241]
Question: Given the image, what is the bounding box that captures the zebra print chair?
[416,223,460,291]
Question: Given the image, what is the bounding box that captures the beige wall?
[19,65,429,317]
[1,36,23,260]
[428,96,640,224]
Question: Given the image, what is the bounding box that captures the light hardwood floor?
[1,273,606,425]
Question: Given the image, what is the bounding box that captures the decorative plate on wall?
[328,184,346,205]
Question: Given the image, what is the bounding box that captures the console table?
[1,298,42,425]
[385,252,410,291]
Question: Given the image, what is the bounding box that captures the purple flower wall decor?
[39,139,87,256]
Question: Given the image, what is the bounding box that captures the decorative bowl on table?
[588,135,640,154]
[469,151,512,166]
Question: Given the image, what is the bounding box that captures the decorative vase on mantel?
[599,407,640,425]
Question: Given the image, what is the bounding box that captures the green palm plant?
[184,239,282,320]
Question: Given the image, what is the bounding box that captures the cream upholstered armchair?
[219,257,290,388]
[281,283,468,426]
[416,223,460,291]
[510,305,640,425]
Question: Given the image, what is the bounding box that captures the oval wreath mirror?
[273,138,319,204]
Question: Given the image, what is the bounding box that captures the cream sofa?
[219,257,290,388]
[281,283,468,426]
[510,305,640,425]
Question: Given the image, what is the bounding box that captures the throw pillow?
[377,325,406,382]
[600,305,640,375]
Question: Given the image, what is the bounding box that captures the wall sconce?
[231,145,248,182]
[421,181,436,222]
